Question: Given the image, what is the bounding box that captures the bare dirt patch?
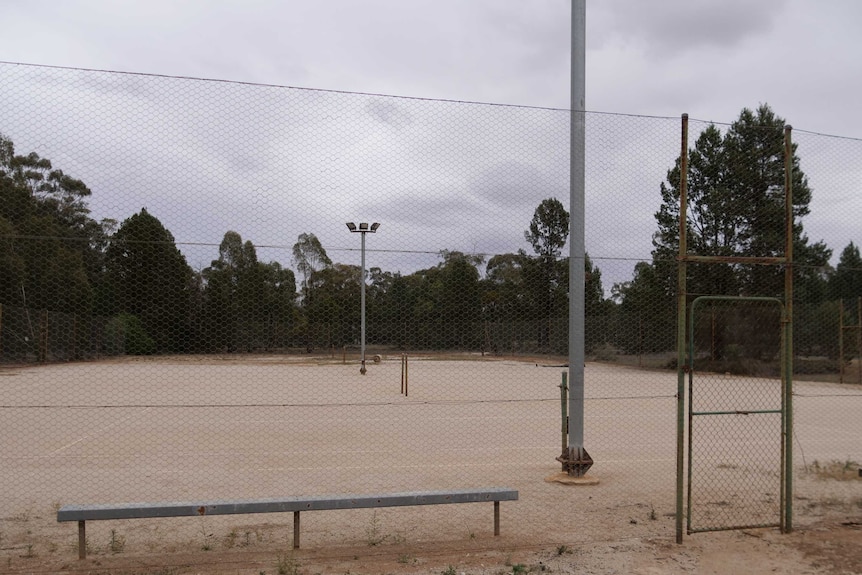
[3,514,860,574]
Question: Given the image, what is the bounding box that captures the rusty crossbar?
[58,488,518,559]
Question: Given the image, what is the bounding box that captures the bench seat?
[58,487,518,559]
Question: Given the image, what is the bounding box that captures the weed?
[504,553,513,566]
[198,517,213,551]
[24,543,35,558]
[512,564,528,574]
[223,528,238,549]
[11,510,30,522]
[468,531,476,540]
[109,529,126,553]
[275,552,301,575]
[442,566,457,575]
[649,506,657,521]
[556,544,571,555]
[365,511,388,546]
[808,459,861,481]
[397,554,414,564]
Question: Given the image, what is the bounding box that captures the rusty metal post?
[494,501,500,536]
[675,113,690,544]
[293,511,300,549]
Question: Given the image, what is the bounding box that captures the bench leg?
[293,511,300,549]
[494,501,500,536]
[78,520,86,559]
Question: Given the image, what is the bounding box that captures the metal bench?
[57,487,519,559]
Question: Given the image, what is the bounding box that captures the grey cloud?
[592,0,788,56]
[366,99,413,128]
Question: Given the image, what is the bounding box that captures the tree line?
[1,104,860,363]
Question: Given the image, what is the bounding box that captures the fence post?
[838,299,844,383]
[675,112,689,544]
[782,123,795,533]
[39,309,49,363]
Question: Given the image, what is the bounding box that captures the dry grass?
[807,459,861,481]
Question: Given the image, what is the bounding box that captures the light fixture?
[345,221,381,374]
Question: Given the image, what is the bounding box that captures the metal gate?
[686,296,790,533]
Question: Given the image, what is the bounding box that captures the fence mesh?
[0,62,860,561]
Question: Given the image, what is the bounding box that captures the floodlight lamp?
[346,222,357,231]
[370,222,380,232]
[359,222,369,231]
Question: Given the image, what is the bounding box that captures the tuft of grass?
[808,459,860,481]
[397,554,415,564]
[441,566,457,575]
[223,528,238,549]
[511,564,528,574]
[275,552,301,575]
[365,511,388,546]
[556,544,572,555]
[649,506,658,521]
[109,529,126,554]
[198,517,213,551]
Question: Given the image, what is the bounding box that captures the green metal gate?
[686,296,791,533]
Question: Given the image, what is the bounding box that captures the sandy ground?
[0,355,860,573]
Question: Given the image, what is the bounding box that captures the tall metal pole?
[675,113,690,544]
[783,125,794,532]
[360,230,367,375]
[565,0,591,477]
[347,222,379,375]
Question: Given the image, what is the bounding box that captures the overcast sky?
[1,0,860,289]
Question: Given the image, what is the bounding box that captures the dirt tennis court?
[1,355,860,573]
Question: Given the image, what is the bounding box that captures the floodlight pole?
[346,222,380,375]
[560,0,592,477]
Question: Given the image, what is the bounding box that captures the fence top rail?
[58,488,520,522]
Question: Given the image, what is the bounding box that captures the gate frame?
[674,115,795,542]
[685,295,789,534]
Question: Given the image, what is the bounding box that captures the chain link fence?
[0,62,860,561]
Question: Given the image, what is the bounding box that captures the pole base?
[545,471,599,485]
[556,446,593,477]
[360,360,367,375]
